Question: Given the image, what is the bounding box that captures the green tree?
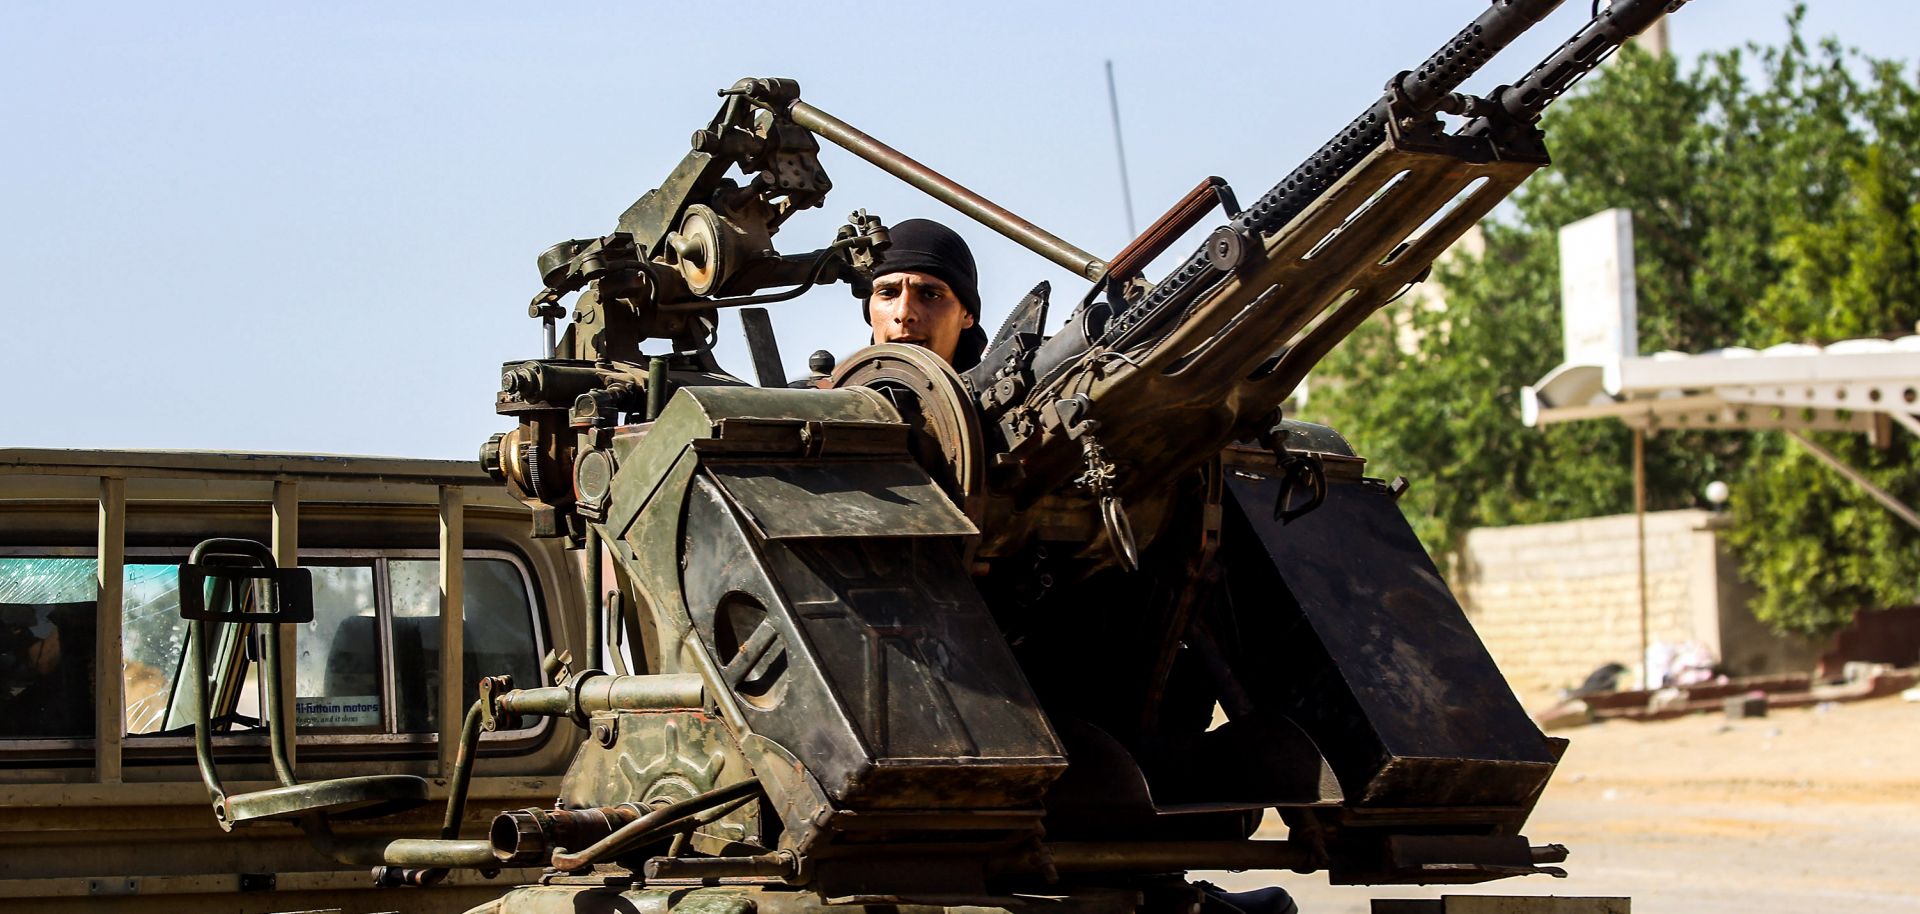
[1304,10,1920,637]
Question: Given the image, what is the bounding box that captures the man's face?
[868,271,974,365]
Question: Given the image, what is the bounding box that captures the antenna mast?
[1104,60,1138,238]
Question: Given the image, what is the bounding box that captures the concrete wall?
[1453,509,1821,695]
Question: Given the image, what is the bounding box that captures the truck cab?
[0,448,586,913]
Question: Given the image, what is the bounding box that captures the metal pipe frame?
[787,99,1108,281]
[94,476,126,784]
[301,811,499,869]
[272,481,299,774]
[378,699,493,886]
[550,779,761,871]
[496,672,706,722]
[185,620,229,824]
[438,485,466,775]
[584,526,604,672]
[1787,430,1920,533]
[441,700,487,840]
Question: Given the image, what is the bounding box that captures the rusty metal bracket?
[1273,452,1328,524]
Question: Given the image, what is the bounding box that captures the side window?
[123,563,188,734]
[0,558,97,739]
[293,565,383,732]
[387,558,541,733]
[2,550,544,745]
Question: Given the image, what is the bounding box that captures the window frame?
[0,544,552,757]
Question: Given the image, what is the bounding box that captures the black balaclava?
[859,218,988,370]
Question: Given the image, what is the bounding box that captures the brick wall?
[1452,509,1819,695]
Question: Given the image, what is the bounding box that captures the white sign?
[1558,208,1639,366]
[296,695,381,729]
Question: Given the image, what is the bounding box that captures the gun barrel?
[1486,0,1694,125]
[985,0,1693,564]
[1023,0,1568,393]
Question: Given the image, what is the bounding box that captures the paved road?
[1200,694,1920,913]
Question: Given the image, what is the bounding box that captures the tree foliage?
[1303,9,1920,638]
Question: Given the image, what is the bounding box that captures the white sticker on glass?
[295,695,381,729]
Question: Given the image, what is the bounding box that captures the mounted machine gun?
[180,1,1693,909]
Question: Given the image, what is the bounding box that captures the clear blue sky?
[5,1,1915,458]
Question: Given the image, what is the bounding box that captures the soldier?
[859,219,989,370]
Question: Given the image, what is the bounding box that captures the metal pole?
[1047,840,1314,873]
[1105,60,1138,238]
[438,486,466,776]
[1787,430,1920,532]
[646,356,668,421]
[272,481,300,775]
[1634,427,1649,690]
[1883,410,1920,445]
[583,527,604,672]
[95,476,126,784]
[788,100,1109,281]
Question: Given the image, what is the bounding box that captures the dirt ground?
[1200,693,1920,913]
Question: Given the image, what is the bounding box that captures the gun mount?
[182,1,1693,910]
[479,0,1693,905]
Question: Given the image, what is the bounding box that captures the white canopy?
[1523,335,1920,440]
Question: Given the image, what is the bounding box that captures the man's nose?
[890,293,923,322]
